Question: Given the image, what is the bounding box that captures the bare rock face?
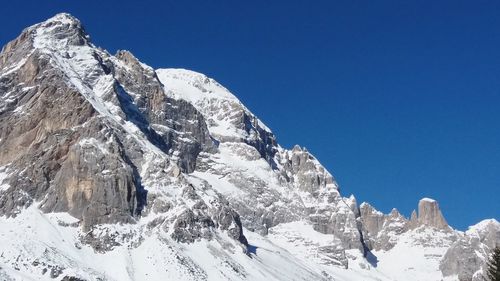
[360,203,410,251]
[39,132,139,230]
[311,195,364,252]
[375,208,410,250]
[280,145,336,195]
[360,203,385,239]
[409,209,419,228]
[169,185,248,245]
[417,198,449,230]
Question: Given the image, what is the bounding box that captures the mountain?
[0,13,498,281]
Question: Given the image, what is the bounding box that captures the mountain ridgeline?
[0,13,498,281]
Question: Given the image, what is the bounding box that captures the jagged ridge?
[0,13,498,281]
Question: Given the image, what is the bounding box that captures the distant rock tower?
[409,198,449,230]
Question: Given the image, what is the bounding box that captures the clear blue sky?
[1,1,498,230]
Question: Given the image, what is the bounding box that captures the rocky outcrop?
[168,185,248,245]
[375,208,410,250]
[360,198,454,252]
[310,195,364,251]
[278,145,337,195]
[414,198,449,230]
[359,203,411,251]
[359,203,385,239]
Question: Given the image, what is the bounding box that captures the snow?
[266,222,393,280]
[156,68,273,140]
[45,212,81,225]
[190,171,241,195]
[268,221,337,251]
[373,227,456,281]
[188,142,296,210]
[78,138,109,154]
[466,218,500,236]
[265,220,461,281]
[0,204,395,281]
[45,13,79,25]
[156,68,236,103]
[467,218,499,231]
[420,197,437,203]
[375,242,445,281]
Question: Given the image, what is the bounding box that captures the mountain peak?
[30,13,90,50]
[33,13,85,36]
[44,12,81,26]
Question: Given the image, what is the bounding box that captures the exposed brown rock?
[417,198,449,230]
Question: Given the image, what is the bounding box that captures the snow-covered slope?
[0,13,498,281]
[0,206,339,281]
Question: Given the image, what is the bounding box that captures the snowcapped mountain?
[0,13,498,281]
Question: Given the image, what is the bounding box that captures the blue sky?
[1,1,498,229]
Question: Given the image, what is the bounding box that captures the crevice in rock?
[115,136,148,217]
[114,83,169,153]
[242,113,278,170]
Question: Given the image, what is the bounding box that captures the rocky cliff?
[0,13,498,281]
